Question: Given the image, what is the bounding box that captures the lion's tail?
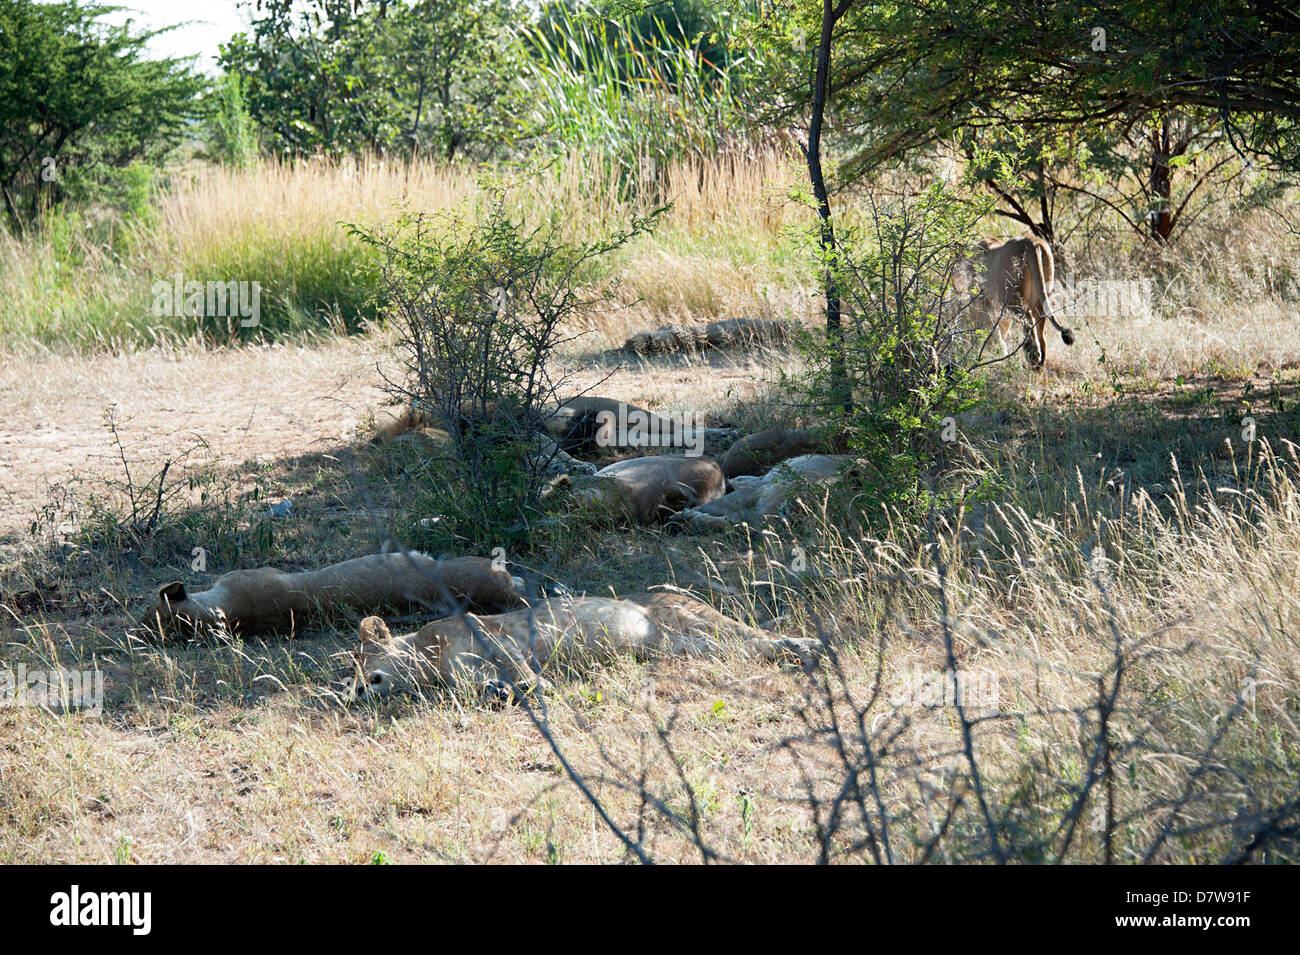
[1031,242,1074,346]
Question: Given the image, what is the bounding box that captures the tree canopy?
[756,0,1300,177]
[219,0,525,161]
[0,0,203,231]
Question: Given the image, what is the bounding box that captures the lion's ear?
[158,581,187,603]
[360,616,393,646]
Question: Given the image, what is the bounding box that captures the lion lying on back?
[346,591,821,700]
[141,553,525,640]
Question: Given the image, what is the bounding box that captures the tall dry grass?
[490,433,1300,862]
[3,425,1298,862]
[3,143,1300,863]
[5,143,1293,359]
[0,150,812,353]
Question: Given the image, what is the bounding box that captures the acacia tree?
[774,1,1298,171]
[749,0,1300,248]
[1119,108,1243,244]
[806,0,854,410]
[0,0,203,233]
[955,109,1245,249]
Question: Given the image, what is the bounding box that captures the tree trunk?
[410,75,426,156]
[1035,163,1056,245]
[1150,117,1173,243]
[808,0,852,412]
[1,183,24,237]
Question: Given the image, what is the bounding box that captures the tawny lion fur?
[673,454,856,530]
[953,234,1075,368]
[141,553,525,639]
[347,590,821,698]
[720,426,849,479]
[564,454,728,525]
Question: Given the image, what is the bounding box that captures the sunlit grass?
[0,149,812,352]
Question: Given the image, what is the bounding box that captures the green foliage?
[750,1,1300,177]
[624,0,734,73]
[347,182,662,548]
[956,107,1249,248]
[388,0,527,161]
[200,72,259,169]
[215,0,764,171]
[0,0,204,233]
[163,226,381,343]
[519,2,758,199]
[49,161,158,238]
[218,0,397,157]
[739,0,1300,253]
[793,182,990,513]
[220,0,524,161]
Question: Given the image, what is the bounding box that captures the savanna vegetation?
[1,0,1299,864]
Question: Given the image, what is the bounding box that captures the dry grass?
[3,445,1298,862]
[0,150,813,352]
[2,154,1300,863]
[3,310,1300,861]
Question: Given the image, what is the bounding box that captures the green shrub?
[347,181,662,548]
[794,182,991,514]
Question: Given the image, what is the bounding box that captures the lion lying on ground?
[370,402,595,476]
[720,426,849,478]
[141,553,526,640]
[671,454,856,531]
[622,317,794,355]
[372,396,736,472]
[952,234,1075,368]
[557,454,728,525]
[540,395,734,458]
[345,590,821,700]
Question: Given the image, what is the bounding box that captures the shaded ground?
[2,320,1300,863]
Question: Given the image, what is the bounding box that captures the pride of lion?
[139,234,1071,701]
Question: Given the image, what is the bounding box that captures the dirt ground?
[3,313,1299,863]
[0,341,388,543]
[0,334,830,864]
[0,336,783,548]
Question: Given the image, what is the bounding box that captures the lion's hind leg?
[1026,313,1048,368]
[640,595,823,669]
